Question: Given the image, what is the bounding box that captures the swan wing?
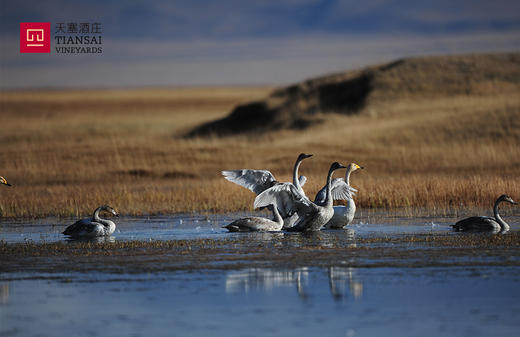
[453,216,498,230]
[314,178,354,205]
[331,179,353,201]
[63,218,99,236]
[222,169,278,195]
[254,183,315,217]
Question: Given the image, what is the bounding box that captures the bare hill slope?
[187,52,520,137]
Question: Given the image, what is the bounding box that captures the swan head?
[498,194,518,205]
[101,204,119,216]
[0,176,11,186]
[297,153,313,161]
[348,163,364,172]
[330,162,347,171]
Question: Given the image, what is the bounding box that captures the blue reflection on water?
[1,267,520,337]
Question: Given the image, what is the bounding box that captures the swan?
[255,162,347,232]
[222,153,313,228]
[63,205,119,238]
[314,163,363,229]
[223,204,283,232]
[1,176,11,186]
[452,194,517,233]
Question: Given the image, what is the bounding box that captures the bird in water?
[255,162,347,232]
[222,153,313,228]
[1,176,11,187]
[223,204,283,232]
[452,194,517,233]
[63,205,119,238]
[314,163,363,229]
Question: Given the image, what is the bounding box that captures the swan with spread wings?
[254,162,347,232]
[222,153,312,228]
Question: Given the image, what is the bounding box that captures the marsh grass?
[0,87,519,218]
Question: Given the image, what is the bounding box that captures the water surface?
[2,267,519,337]
[4,211,515,244]
[1,212,519,337]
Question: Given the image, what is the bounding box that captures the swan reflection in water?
[328,266,363,300]
[225,266,363,302]
[0,283,9,304]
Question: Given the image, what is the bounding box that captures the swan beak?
[5,182,12,186]
[304,153,313,159]
[513,201,518,205]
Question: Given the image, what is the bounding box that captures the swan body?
[222,153,312,228]
[452,194,517,232]
[255,162,346,232]
[315,163,363,229]
[224,205,283,232]
[63,205,119,238]
[326,200,356,229]
[0,176,11,186]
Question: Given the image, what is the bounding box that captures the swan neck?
[325,167,335,207]
[93,207,111,226]
[493,199,510,230]
[344,167,352,186]
[293,158,303,192]
[93,207,103,222]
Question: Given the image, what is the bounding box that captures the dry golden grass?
[0,85,519,218]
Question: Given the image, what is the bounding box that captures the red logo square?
[20,22,51,53]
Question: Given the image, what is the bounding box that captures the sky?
[1,0,519,89]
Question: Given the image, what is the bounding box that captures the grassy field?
[0,85,519,218]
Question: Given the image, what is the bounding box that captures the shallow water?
[3,212,518,244]
[1,212,520,337]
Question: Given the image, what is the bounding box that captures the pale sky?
[1,0,519,89]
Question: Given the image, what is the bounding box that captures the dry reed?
[0,87,519,218]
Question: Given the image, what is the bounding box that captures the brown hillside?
[187,52,520,137]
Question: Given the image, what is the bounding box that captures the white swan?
[222,153,313,228]
[314,163,363,229]
[452,194,517,233]
[255,162,347,232]
[223,204,283,232]
[63,205,119,238]
[0,176,11,186]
